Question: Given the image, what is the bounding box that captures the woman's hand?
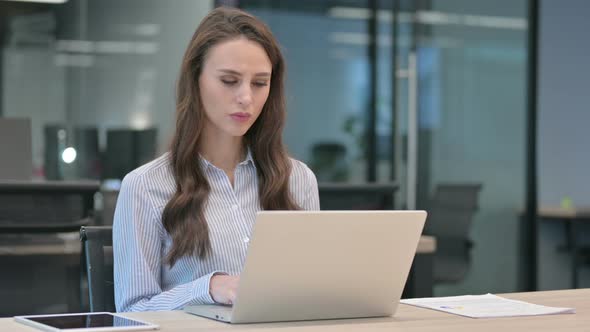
[209,274,240,305]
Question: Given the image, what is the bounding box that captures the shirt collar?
[198,146,255,170]
[238,147,255,167]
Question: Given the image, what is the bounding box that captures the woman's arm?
[113,171,219,312]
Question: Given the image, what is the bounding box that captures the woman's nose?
[236,84,253,108]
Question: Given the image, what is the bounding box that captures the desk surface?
[417,235,436,254]
[537,206,590,219]
[0,180,100,192]
[2,289,588,331]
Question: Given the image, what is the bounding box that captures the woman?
[113,7,319,312]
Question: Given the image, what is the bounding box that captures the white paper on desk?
[400,293,575,318]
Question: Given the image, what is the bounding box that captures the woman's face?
[199,37,272,139]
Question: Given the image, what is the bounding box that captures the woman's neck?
[199,129,245,174]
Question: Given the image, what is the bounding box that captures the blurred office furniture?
[0,180,98,232]
[98,189,119,226]
[80,226,115,312]
[74,127,101,179]
[403,235,437,299]
[0,118,32,180]
[0,180,99,315]
[575,245,590,288]
[104,128,157,180]
[536,206,590,288]
[44,125,101,180]
[318,182,397,210]
[424,183,482,284]
[44,125,65,180]
[309,142,348,182]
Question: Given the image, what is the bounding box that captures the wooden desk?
[0,233,81,256]
[2,289,588,331]
[537,206,590,219]
[417,235,436,254]
[537,207,590,288]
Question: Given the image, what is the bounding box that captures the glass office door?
[388,0,530,295]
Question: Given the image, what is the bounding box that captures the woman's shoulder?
[288,157,320,209]
[121,152,174,189]
[289,157,318,185]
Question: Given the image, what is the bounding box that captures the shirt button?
[243,237,250,243]
[232,204,239,210]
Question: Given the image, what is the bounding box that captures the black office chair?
[424,183,482,284]
[80,226,115,312]
[318,182,398,210]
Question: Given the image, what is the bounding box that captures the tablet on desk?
[14,312,159,332]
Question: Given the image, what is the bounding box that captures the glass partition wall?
[240,0,531,296]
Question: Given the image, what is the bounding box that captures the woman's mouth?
[230,112,251,123]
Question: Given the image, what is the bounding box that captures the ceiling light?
[62,147,77,164]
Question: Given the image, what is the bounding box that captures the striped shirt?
[113,151,320,312]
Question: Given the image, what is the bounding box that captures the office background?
[537,0,590,290]
[0,0,588,316]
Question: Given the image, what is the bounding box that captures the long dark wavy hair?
[162,7,300,267]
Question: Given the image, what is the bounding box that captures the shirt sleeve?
[113,171,219,312]
[302,166,320,211]
[290,159,320,211]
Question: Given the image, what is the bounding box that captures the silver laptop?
[184,210,427,324]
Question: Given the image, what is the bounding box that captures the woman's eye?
[221,79,238,86]
[253,82,269,87]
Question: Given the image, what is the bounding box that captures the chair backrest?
[318,182,398,210]
[424,183,482,283]
[425,184,482,238]
[80,226,115,312]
